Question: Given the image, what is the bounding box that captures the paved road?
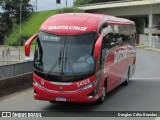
[0,49,160,119]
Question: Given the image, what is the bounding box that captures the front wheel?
[96,84,106,104]
[123,68,130,86]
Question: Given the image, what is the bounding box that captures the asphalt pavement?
[0,49,160,120]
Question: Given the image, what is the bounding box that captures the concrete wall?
[0,61,33,80]
[0,73,33,96]
[87,4,160,17]
[153,14,160,25]
[0,61,33,97]
[80,1,160,34]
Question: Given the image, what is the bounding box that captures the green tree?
[1,0,34,23]
[0,12,10,43]
[74,0,92,6]
[0,0,33,43]
[0,22,8,43]
[0,12,12,29]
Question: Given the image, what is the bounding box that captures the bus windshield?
[34,31,97,76]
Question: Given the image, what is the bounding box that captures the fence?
[0,46,34,66]
[139,34,160,49]
[77,0,134,7]
[0,61,33,80]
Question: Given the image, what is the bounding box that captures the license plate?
[56,97,66,102]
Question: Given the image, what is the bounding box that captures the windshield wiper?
[45,47,62,76]
[64,47,75,75]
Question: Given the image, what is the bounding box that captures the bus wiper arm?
[45,47,62,76]
[64,47,75,75]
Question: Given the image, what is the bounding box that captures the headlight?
[33,80,43,88]
[80,79,98,90]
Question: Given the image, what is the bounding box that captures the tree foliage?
[0,0,33,43]
[74,0,92,6]
[0,12,11,43]
[1,0,34,23]
[0,22,8,42]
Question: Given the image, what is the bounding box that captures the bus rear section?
[25,13,136,104]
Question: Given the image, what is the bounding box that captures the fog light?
[88,96,93,98]
[87,89,97,98]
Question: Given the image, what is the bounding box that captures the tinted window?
[118,25,136,45]
[34,31,97,76]
[102,33,118,49]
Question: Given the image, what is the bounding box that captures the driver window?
[34,39,43,71]
[103,33,116,49]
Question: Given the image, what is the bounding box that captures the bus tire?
[123,67,130,86]
[96,81,107,104]
[49,101,55,103]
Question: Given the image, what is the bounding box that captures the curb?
[155,117,160,120]
[137,45,160,53]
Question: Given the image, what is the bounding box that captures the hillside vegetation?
[8,8,84,45]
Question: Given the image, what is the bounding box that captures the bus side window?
[97,48,106,70]
[118,25,136,45]
[121,34,134,45]
[121,35,128,43]
[34,39,43,71]
[97,34,112,70]
[103,33,118,49]
[130,34,135,44]
[114,34,122,46]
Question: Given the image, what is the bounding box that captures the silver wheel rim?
[127,70,129,83]
[102,86,106,101]
[127,74,129,83]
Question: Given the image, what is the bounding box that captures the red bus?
[25,13,136,104]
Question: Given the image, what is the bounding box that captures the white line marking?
[2,90,33,102]
[131,78,160,80]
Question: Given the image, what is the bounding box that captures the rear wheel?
[49,101,55,103]
[123,67,130,86]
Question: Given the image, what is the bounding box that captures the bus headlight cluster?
[33,80,43,88]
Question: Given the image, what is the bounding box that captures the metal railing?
[0,61,33,80]
[139,34,160,48]
[76,0,135,7]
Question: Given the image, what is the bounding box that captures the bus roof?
[40,13,135,35]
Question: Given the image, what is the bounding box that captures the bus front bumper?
[33,83,99,103]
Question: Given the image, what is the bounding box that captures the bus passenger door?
[101,33,120,92]
[111,33,129,87]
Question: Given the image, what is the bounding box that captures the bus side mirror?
[94,34,103,58]
[25,33,38,56]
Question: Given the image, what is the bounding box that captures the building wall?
[87,4,160,17]
[80,0,160,34]
[153,15,160,26]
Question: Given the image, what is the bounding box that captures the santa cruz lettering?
[48,26,87,31]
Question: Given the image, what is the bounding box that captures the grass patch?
[7,7,84,46]
[8,10,56,46]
